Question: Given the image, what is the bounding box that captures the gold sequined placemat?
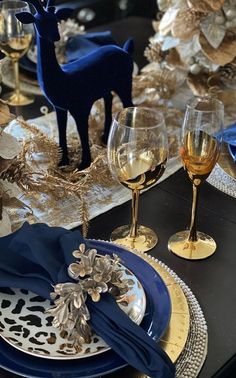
[106,251,208,378]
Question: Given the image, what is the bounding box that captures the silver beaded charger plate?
[0,265,146,360]
[207,144,236,198]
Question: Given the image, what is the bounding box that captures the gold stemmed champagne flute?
[168,96,224,260]
[0,0,34,106]
[107,107,168,253]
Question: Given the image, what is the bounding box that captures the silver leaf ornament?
[0,209,11,237]
[162,36,180,51]
[159,8,179,35]
[0,132,21,159]
[200,13,226,49]
[177,34,201,64]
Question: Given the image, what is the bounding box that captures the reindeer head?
[16,0,72,42]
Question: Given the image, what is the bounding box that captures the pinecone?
[219,62,236,81]
[0,159,29,187]
[188,9,206,22]
[144,42,167,63]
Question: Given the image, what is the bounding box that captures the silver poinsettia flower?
[73,243,97,259]
[110,270,130,288]
[83,279,108,302]
[73,255,93,277]
[111,253,121,264]
[52,282,83,298]
[47,282,85,326]
[92,255,113,283]
[47,244,134,346]
[70,246,97,278]
[72,243,86,258]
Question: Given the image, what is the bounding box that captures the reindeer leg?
[55,107,69,166]
[72,112,91,170]
[117,79,133,108]
[101,92,113,145]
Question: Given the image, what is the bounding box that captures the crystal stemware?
[168,96,224,260]
[107,106,168,253]
[0,0,34,106]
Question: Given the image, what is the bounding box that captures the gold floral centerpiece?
[146,0,236,99]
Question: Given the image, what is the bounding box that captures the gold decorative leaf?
[0,100,14,127]
[217,90,236,108]
[187,72,210,96]
[187,0,225,12]
[172,9,200,41]
[166,48,186,68]
[200,32,236,65]
[176,34,201,65]
[0,157,12,175]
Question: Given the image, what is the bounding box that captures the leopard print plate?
[0,268,145,360]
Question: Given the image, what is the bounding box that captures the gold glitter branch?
[16,117,61,168]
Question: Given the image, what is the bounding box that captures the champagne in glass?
[168,96,224,260]
[0,1,34,106]
[107,107,168,253]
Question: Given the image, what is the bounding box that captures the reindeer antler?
[46,0,55,7]
[25,0,46,14]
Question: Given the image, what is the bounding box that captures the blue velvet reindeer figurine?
[16,0,134,169]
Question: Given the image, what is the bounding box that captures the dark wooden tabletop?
[89,169,236,378]
[1,16,236,378]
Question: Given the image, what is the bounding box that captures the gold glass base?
[168,230,216,260]
[2,91,34,106]
[110,224,158,253]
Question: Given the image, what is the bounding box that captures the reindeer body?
[17,0,133,169]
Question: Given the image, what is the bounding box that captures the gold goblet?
[107,107,168,253]
[0,0,34,106]
[168,96,224,260]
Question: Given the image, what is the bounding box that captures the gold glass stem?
[12,59,20,97]
[130,189,140,238]
[188,184,199,242]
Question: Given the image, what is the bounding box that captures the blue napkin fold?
[228,144,236,162]
[0,222,175,378]
[216,122,236,161]
[66,31,118,62]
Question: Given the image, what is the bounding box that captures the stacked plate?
[0,240,171,378]
[0,56,42,96]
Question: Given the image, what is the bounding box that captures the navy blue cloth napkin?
[0,222,175,378]
[219,123,236,146]
[66,31,118,62]
[216,123,236,161]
